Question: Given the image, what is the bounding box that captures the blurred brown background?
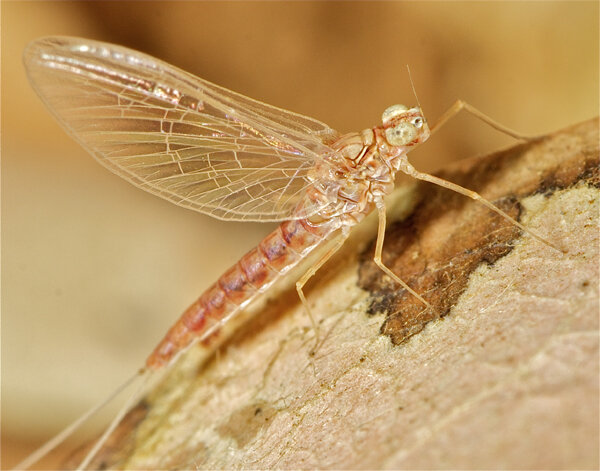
[2,1,597,468]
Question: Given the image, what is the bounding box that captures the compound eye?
[412,117,424,128]
[385,122,417,146]
[382,104,409,124]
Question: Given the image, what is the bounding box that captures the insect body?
[18,36,560,469]
[24,37,432,371]
[149,108,430,368]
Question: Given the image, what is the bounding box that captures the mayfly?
[17,36,563,470]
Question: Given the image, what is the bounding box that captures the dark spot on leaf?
[216,402,276,448]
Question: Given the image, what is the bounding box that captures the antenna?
[406,64,423,113]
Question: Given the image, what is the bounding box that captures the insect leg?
[373,204,431,308]
[429,99,542,140]
[296,231,349,348]
[400,160,566,253]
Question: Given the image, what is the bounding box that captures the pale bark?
[80,118,599,470]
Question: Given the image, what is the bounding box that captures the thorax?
[306,128,405,226]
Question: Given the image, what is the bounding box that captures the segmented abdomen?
[146,217,337,369]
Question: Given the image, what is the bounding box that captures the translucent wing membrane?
[24,37,341,221]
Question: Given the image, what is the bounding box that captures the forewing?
[24,37,341,221]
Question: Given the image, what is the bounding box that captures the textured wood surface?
[79,118,599,470]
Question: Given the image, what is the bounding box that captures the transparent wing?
[24,36,341,221]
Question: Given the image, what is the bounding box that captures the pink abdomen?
[146,217,336,369]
